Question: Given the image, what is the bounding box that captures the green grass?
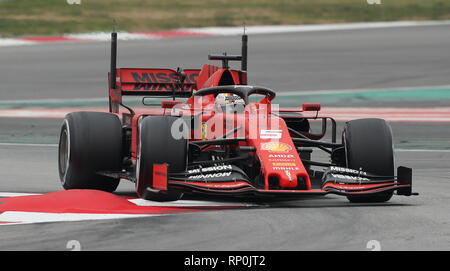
[0,0,449,37]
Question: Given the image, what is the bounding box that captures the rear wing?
[108,68,200,112]
[108,32,200,113]
[108,31,248,113]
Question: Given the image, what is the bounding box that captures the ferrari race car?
[58,32,417,202]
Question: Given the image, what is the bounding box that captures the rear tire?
[136,116,187,201]
[343,118,394,203]
[58,112,122,192]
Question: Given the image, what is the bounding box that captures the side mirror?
[302,103,321,112]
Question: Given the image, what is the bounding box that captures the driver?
[215,93,245,113]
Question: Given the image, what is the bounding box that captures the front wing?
[151,165,415,199]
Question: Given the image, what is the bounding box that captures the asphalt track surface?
[1,24,450,250]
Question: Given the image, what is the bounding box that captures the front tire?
[136,116,187,201]
[343,118,394,203]
[58,112,122,192]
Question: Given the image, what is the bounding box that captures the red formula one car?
[58,32,416,202]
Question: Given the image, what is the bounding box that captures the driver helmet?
[215,93,245,110]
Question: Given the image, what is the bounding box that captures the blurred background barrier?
[0,0,449,37]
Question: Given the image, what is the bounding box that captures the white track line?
[184,20,450,36]
[395,149,450,153]
[2,20,450,47]
[0,211,157,225]
[129,198,256,207]
[65,32,161,41]
[0,192,41,197]
[0,143,58,147]
[0,39,36,47]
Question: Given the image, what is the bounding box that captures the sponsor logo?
[188,172,232,179]
[269,159,296,162]
[131,71,199,91]
[188,165,232,174]
[261,142,292,153]
[269,154,294,158]
[273,167,300,171]
[132,72,198,84]
[201,122,207,140]
[202,183,247,188]
[224,93,243,104]
[329,174,370,182]
[329,166,367,176]
[324,183,369,190]
[260,130,282,139]
[272,162,297,167]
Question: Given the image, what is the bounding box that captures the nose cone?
[247,116,310,190]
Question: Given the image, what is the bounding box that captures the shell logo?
[261,142,292,153]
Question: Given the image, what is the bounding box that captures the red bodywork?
[107,61,412,199]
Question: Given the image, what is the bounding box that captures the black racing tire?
[343,118,394,203]
[58,111,122,192]
[136,116,187,201]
